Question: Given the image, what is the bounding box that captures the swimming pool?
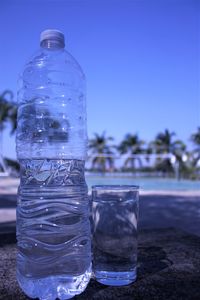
[86,175,200,191]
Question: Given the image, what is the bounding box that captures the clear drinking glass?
[92,185,139,286]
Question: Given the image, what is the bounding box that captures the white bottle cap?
[40,29,65,47]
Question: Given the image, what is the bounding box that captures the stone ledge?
[0,228,200,300]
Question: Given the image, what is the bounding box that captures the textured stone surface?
[1,228,200,300]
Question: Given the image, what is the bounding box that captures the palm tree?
[151,129,186,175]
[152,129,175,153]
[0,90,17,134]
[118,134,144,169]
[152,129,186,154]
[191,127,200,167]
[191,127,200,145]
[89,132,115,172]
[144,145,153,164]
[0,91,69,144]
[0,90,18,175]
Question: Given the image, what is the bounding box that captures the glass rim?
[92,185,139,191]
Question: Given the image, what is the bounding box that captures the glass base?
[95,269,137,286]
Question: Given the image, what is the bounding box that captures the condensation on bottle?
[16,29,91,300]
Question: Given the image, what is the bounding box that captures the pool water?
[86,175,200,191]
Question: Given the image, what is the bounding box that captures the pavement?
[0,177,18,195]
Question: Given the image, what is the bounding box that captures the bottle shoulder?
[18,48,86,105]
[21,48,85,80]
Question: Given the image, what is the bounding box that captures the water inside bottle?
[17,159,91,300]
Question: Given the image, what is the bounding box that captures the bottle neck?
[40,39,65,50]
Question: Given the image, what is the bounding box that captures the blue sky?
[0,0,199,159]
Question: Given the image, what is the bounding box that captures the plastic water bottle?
[16,29,91,300]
